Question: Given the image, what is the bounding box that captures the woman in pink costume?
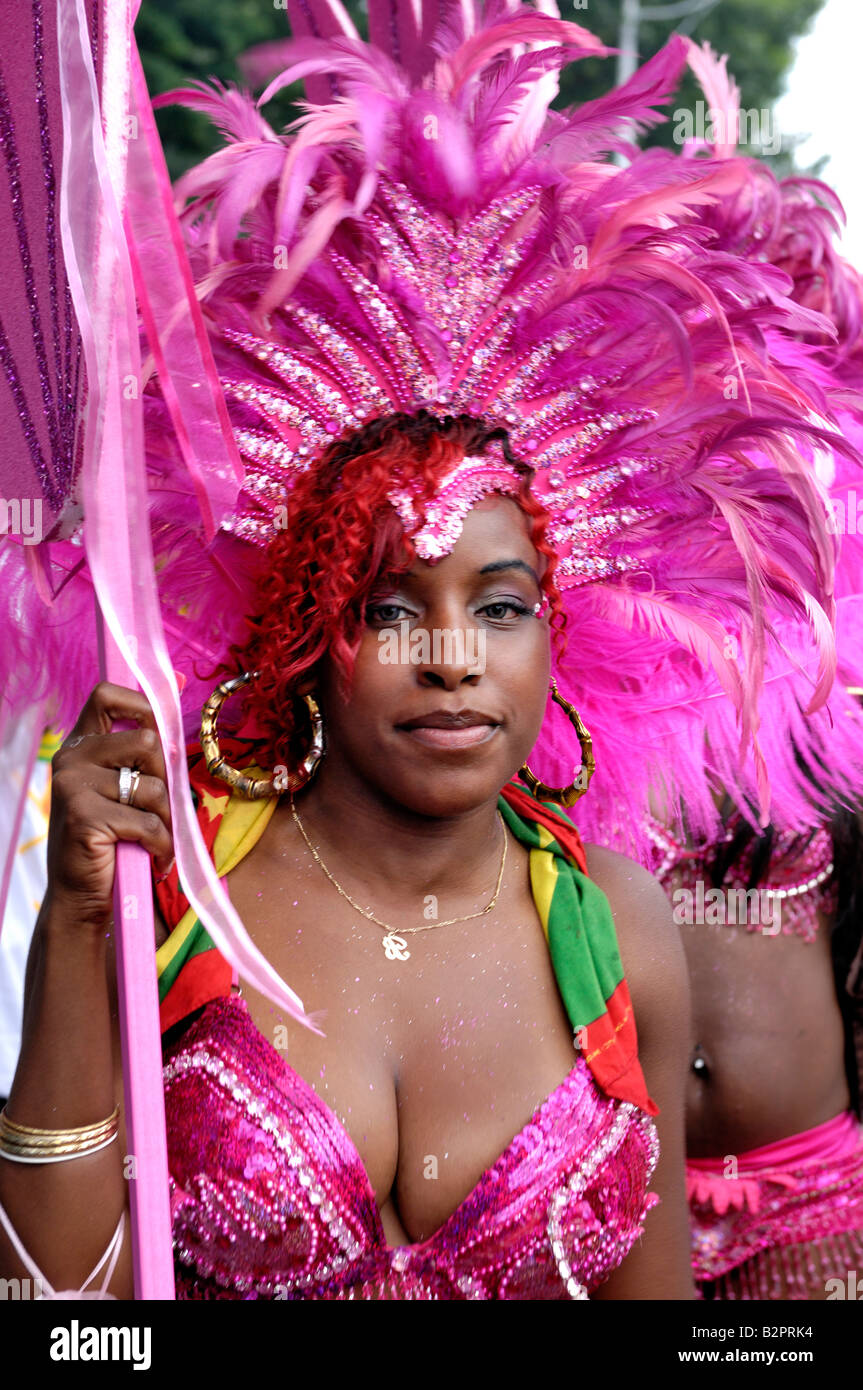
[649,809,863,1300]
[0,6,855,1298]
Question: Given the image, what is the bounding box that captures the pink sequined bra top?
[646,817,837,943]
[164,995,659,1300]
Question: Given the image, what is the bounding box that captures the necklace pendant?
[381,932,410,961]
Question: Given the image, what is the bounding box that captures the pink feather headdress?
[2,3,862,867]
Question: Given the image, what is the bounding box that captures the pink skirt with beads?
[688,1111,863,1299]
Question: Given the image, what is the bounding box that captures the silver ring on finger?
[117,766,140,806]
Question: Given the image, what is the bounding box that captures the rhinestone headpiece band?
[388,452,522,561]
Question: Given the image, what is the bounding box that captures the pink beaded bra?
[164,995,659,1300]
[646,817,837,943]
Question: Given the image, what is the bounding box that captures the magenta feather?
[257,37,408,108]
[434,10,607,94]
[152,80,278,144]
[546,36,690,163]
[684,40,741,157]
[242,0,361,104]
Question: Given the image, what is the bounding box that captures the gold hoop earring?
[518,679,595,806]
[200,672,324,800]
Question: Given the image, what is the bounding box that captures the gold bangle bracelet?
[0,1106,119,1160]
[0,1110,119,1159]
[0,1104,119,1141]
[0,1131,119,1164]
[0,1122,118,1147]
[0,1131,117,1152]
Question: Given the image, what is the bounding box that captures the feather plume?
[684,40,740,158]
[152,80,279,144]
[545,36,690,163]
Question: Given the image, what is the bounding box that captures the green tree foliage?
[135,0,304,178]
[555,0,826,171]
[136,0,825,178]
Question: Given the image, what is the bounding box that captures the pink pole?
[97,615,175,1301]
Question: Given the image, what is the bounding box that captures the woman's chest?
[227,866,580,1242]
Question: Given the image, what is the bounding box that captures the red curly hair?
[223,410,565,775]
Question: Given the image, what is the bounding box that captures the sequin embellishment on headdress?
[387,451,523,560]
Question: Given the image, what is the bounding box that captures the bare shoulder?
[581,843,688,1047]
[582,843,678,959]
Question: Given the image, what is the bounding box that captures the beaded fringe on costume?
[703,1229,863,1301]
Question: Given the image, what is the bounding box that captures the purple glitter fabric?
[0,0,87,522]
[164,996,659,1300]
[646,817,837,943]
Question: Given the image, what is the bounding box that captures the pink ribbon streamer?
[56,0,323,1297]
[124,43,244,539]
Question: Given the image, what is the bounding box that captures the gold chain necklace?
[290,798,508,961]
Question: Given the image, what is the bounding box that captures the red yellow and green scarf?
[154,738,657,1116]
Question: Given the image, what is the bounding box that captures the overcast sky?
[776,0,863,267]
